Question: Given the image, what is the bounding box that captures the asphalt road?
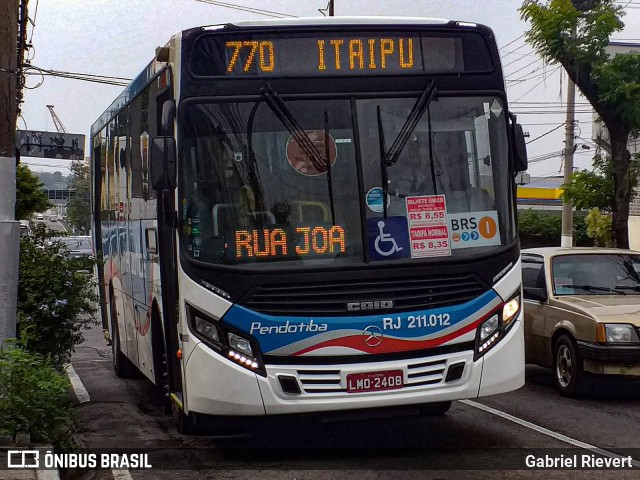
[64,322,640,480]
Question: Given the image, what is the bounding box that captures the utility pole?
[329,0,334,16]
[0,0,21,347]
[561,64,576,248]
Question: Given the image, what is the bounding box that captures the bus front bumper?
[184,318,524,416]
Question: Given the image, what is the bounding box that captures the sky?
[19,0,640,178]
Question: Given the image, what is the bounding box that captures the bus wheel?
[151,310,171,415]
[420,401,452,415]
[172,400,203,435]
[110,295,137,379]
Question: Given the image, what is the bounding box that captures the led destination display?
[190,30,493,77]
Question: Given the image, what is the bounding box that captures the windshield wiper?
[384,80,438,166]
[261,84,336,225]
[557,284,627,295]
[614,285,640,293]
[377,82,438,218]
[261,84,326,172]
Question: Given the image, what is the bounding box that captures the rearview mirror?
[150,137,176,190]
[512,123,528,172]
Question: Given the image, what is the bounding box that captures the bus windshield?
[179,94,515,267]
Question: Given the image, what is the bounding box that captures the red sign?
[406,195,447,225]
[286,130,337,176]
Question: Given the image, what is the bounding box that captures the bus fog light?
[228,333,254,357]
[480,315,499,341]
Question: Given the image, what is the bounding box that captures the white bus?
[91,17,528,433]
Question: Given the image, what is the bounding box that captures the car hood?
[552,295,640,325]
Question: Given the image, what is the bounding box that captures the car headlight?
[597,324,640,344]
[188,305,265,375]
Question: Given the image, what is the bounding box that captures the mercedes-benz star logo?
[363,325,383,347]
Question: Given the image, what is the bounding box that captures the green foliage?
[561,154,614,211]
[16,163,53,220]
[520,0,624,67]
[585,207,613,246]
[562,154,640,212]
[0,343,73,444]
[17,224,98,369]
[518,209,592,247]
[592,51,640,128]
[518,209,562,241]
[65,160,92,234]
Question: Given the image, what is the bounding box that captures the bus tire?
[420,401,452,415]
[172,403,204,435]
[151,308,172,415]
[110,294,137,379]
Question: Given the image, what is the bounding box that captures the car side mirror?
[523,286,547,303]
[150,137,176,190]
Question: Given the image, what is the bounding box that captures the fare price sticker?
[406,195,447,226]
[408,225,451,258]
[406,195,450,258]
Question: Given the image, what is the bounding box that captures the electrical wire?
[499,34,525,51]
[194,0,296,18]
[526,123,566,144]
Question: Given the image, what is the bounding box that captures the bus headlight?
[475,293,521,359]
[502,296,520,327]
[228,332,254,357]
[194,314,221,344]
[187,305,265,376]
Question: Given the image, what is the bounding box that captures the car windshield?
[179,95,514,268]
[552,254,640,295]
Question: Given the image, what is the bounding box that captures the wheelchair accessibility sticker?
[367,217,410,260]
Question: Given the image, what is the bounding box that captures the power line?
[526,123,566,144]
[194,0,296,18]
[499,34,525,51]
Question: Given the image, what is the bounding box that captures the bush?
[585,208,613,247]
[0,344,73,445]
[17,225,98,369]
[518,209,593,248]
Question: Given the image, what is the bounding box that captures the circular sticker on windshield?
[286,129,337,176]
[366,187,391,212]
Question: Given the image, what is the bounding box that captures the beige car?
[522,247,640,396]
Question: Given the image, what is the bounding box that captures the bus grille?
[240,274,486,316]
[296,358,448,394]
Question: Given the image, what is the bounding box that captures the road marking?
[462,399,640,467]
[65,364,90,404]
[112,470,133,480]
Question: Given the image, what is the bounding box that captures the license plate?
[346,369,404,393]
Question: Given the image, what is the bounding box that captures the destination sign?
[228,225,347,261]
[190,31,493,77]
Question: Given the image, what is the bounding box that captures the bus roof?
[207,16,453,29]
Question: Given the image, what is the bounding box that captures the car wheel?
[553,335,583,397]
[110,295,137,379]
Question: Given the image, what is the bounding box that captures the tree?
[15,163,52,220]
[65,160,91,234]
[521,0,640,248]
